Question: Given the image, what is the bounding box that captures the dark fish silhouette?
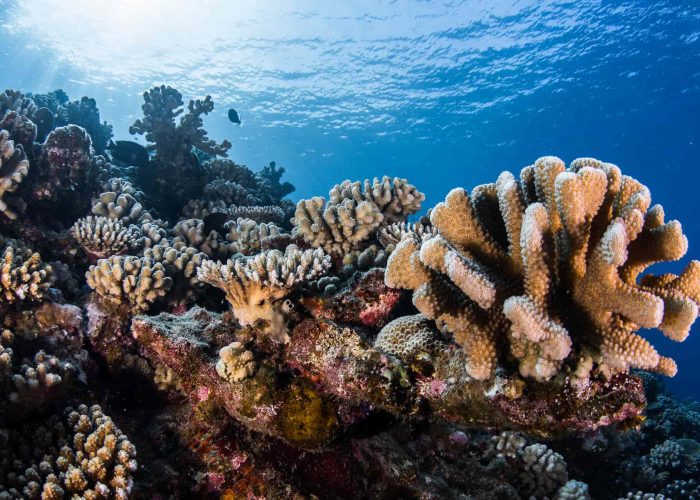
[203,211,229,234]
[228,108,241,124]
[33,107,54,143]
[110,140,149,167]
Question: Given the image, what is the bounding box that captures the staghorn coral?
[293,176,424,257]
[86,254,172,313]
[71,216,140,259]
[0,130,29,221]
[198,245,330,338]
[374,314,445,364]
[216,341,257,383]
[386,156,699,382]
[0,404,137,499]
[0,242,52,304]
[225,217,284,255]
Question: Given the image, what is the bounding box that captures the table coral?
[386,156,699,382]
[0,130,29,221]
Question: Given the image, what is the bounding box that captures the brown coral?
[386,156,699,382]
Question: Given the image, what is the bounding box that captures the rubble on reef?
[1,86,699,499]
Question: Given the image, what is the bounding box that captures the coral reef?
[2,85,699,499]
[386,156,699,383]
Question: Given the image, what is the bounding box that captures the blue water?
[1,0,699,396]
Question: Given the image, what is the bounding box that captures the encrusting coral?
[0,404,137,499]
[293,176,425,257]
[198,245,331,339]
[386,156,699,382]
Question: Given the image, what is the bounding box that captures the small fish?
[203,212,229,234]
[110,140,149,167]
[228,108,241,124]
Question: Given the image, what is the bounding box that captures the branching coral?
[86,254,172,313]
[0,130,29,221]
[293,176,424,257]
[198,245,331,336]
[386,157,699,382]
[171,218,228,258]
[0,328,76,407]
[225,217,283,255]
[216,341,257,383]
[129,85,231,215]
[0,404,137,499]
[143,243,209,304]
[64,96,113,155]
[0,110,37,147]
[72,216,141,259]
[39,125,94,191]
[91,178,153,224]
[0,89,37,118]
[0,241,52,304]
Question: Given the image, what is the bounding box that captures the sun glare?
[13,0,236,75]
